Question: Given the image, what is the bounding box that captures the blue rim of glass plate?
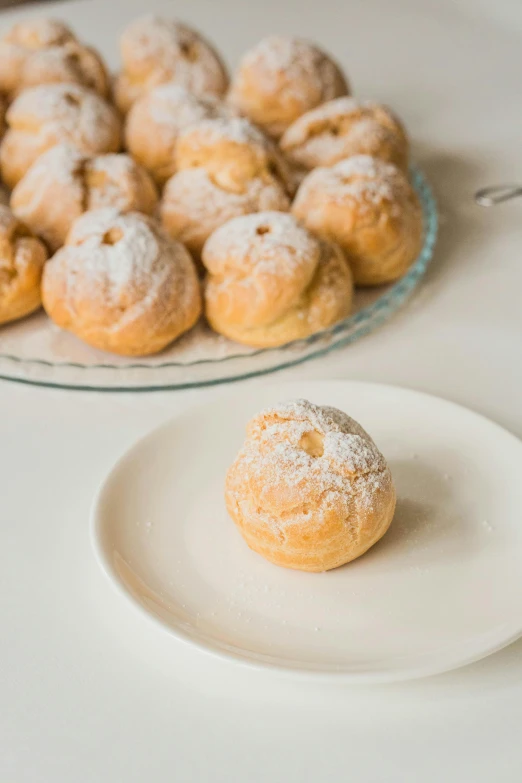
[0,164,437,392]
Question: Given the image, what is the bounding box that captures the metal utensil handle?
[475,184,522,206]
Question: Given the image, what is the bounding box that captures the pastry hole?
[329,120,346,137]
[12,225,30,242]
[63,92,81,107]
[256,225,270,235]
[299,430,324,458]
[180,40,198,62]
[102,227,123,245]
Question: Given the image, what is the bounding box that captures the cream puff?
[292,155,423,286]
[202,211,353,346]
[228,35,349,138]
[226,399,396,571]
[114,15,228,114]
[42,209,201,356]
[0,17,109,99]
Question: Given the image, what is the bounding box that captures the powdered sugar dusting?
[334,154,401,181]
[16,40,108,96]
[42,208,201,351]
[120,15,227,98]
[203,210,318,277]
[284,97,395,134]
[161,169,289,256]
[181,115,269,149]
[7,83,120,151]
[17,142,84,186]
[61,208,164,292]
[281,97,406,168]
[143,84,229,128]
[250,399,378,473]
[240,36,345,104]
[228,399,391,533]
[86,153,157,213]
[295,154,410,211]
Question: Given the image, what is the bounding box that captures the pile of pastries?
[0,15,424,355]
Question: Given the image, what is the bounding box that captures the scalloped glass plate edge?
[0,166,437,391]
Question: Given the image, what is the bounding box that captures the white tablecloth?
[1,0,522,780]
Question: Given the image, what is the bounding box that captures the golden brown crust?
[228,36,349,138]
[0,204,48,325]
[0,83,122,189]
[280,97,409,171]
[124,84,233,185]
[0,18,109,99]
[42,209,202,356]
[114,15,229,114]
[292,155,423,286]
[225,399,396,571]
[203,211,353,347]
[11,144,158,251]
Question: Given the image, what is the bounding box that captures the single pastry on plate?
[225,399,396,572]
[0,83,122,189]
[113,15,229,115]
[125,84,233,186]
[0,17,109,99]
[280,97,409,172]
[160,117,292,258]
[292,155,423,286]
[42,209,201,356]
[11,144,158,251]
[0,204,48,326]
[202,211,353,347]
[228,35,349,138]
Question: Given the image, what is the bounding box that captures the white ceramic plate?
[91,381,522,682]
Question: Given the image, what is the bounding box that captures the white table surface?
[1,0,522,780]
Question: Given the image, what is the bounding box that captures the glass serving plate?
[0,166,437,391]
